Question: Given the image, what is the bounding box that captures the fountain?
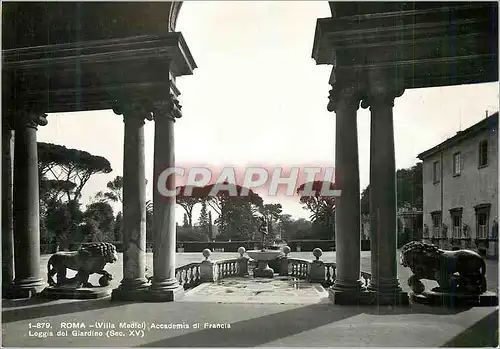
[246,216,282,278]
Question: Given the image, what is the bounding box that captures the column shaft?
[150,98,181,298]
[332,100,362,292]
[2,126,15,290]
[368,101,402,293]
[114,110,148,295]
[9,113,47,297]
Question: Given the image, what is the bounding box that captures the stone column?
[327,78,365,304]
[7,112,48,298]
[111,104,152,301]
[2,120,15,292]
[364,78,408,305]
[149,95,183,301]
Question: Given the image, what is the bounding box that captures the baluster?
[326,266,331,283]
[195,265,200,282]
[189,267,194,285]
[183,269,189,288]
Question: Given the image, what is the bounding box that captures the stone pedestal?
[111,104,150,301]
[200,259,216,282]
[327,76,364,301]
[6,113,47,299]
[309,260,326,283]
[411,289,498,307]
[365,80,407,305]
[41,286,112,300]
[149,97,184,301]
[2,124,15,292]
[253,261,274,278]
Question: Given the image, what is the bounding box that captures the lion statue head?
[79,242,119,265]
[400,241,442,278]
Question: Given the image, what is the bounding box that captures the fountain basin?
[247,250,282,278]
[247,250,282,261]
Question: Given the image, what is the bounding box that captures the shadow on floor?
[2,297,54,308]
[137,299,485,347]
[139,302,361,347]
[363,302,474,316]
[2,297,127,323]
[441,310,499,347]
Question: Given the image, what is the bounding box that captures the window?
[433,161,440,183]
[479,140,488,167]
[450,208,463,238]
[431,212,441,237]
[452,215,462,238]
[453,152,461,176]
[477,213,488,238]
[475,204,491,239]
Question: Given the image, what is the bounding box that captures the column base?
[146,286,184,302]
[147,278,184,302]
[365,281,409,305]
[3,278,45,299]
[329,288,409,306]
[111,280,150,301]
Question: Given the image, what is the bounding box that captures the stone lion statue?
[47,242,118,288]
[400,241,487,295]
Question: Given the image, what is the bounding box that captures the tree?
[176,185,204,227]
[40,179,76,205]
[146,200,154,243]
[360,186,370,215]
[260,203,283,238]
[183,213,189,228]
[297,181,336,238]
[360,162,423,214]
[208,211,213,240]
[94,176,123,203]
[287,218,314,240]
[37,142,112,201]
[277,213,293,240]
[114,212,123,242]
[177,226,210,242]
[45,200,83,249]
[198,201,210,238]
[197,183,263,240]
[83,201,115,237]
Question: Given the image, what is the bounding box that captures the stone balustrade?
[169,246,373,292]
[175,263,201,290]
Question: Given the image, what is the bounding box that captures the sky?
[39,1,500,224]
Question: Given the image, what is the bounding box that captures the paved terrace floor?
[2,252,499,347]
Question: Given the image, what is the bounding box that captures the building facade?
[418,112,498,257]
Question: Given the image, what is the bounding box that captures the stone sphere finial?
[238,246,246,257]
[282,245,291,256]
[313,248,323,261]
[202,248,211,260]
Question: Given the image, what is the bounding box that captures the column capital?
[152,94,182,122]
[15,112,48,130]
[361,70,405,109]
[113,102,153,124]
[327,68,365,113]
